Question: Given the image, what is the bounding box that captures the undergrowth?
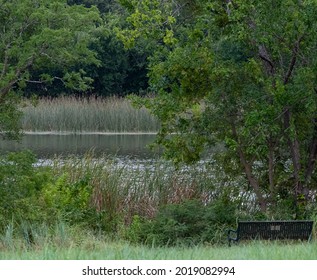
[1,150,317,250]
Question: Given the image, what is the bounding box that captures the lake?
[0,133,158,159]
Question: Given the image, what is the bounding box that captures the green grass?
[21,96,160,133]
[1,234,317,260]
[1,219,316,260]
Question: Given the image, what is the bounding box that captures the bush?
[42,172,99,226]
[125,198,237,247]
[0,151,101,232]
[0,150,51,228]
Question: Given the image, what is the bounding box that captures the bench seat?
[227,220,313,246]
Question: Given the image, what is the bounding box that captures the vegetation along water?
[21,96,160,133]
[1,0,317,260]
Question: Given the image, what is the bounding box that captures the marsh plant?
[21,96,160,132]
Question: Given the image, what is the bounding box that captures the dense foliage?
[119,0,317,213]
[24,0,150,97]
[0,151,96,230]
[126,199,236,246]
[0,0,101,138]
[2,150,316,247]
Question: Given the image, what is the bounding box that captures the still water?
[0,134,158,159]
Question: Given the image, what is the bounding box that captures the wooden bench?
[227,220,313,246]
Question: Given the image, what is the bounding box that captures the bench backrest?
[237,221,313,241]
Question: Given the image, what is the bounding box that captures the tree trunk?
[304,118,317,187]
[231,122,267,212]
[283,108,303,197]
[238,148,268,212]
[268,138,275,195]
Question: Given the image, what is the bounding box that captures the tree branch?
[268,138,276,194]
[258,45,275,76]
[305,122,317,184]
[0,54,36,102]
[283,35,304,85]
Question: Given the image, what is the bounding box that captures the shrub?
[126,197,237,247]
[0,151,100,232]
[42,173,96,226]
[0,150,51,229]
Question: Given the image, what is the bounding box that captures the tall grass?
[48,153,248,227]
[21,96,160,133]
[1,223,317,260]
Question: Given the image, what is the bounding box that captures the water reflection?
[0,134,158,158]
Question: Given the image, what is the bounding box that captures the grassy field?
[21,96,160,133]
[1,236,317,260]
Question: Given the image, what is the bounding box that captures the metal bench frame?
[227,220,313,246]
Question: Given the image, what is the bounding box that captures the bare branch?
[225,0,233,16]
[25,80,44,84]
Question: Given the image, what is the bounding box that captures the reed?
[48,154,244,226]
[21,96,160,133]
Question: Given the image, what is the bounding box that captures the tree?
[22,0,149,98]
[80,12,150,97]
[0,0,101,138]
[119,0,317,213]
